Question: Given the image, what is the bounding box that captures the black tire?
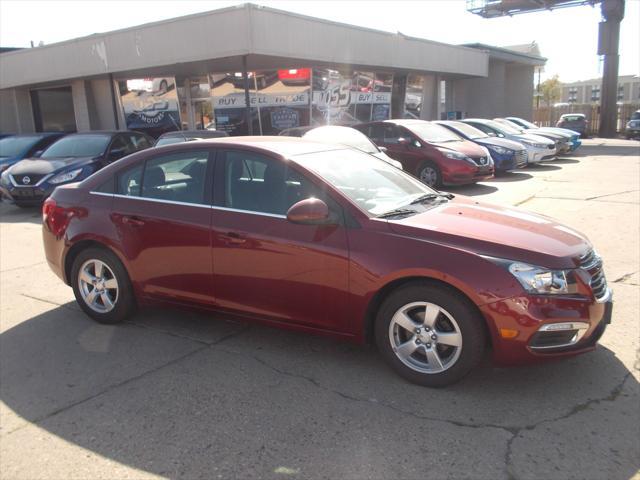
[375,282,486,387]
[416,161,442,188]
[71,247,136,324]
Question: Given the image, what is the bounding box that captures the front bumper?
[0,182,53,205]
[527,146,557,164]
[481,290,612,365]
[626,128,640,139]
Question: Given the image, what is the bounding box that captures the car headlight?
[508,262,577,295]
[437,149,475,165]
[50,168,83,185]
[520,139,547,148]
[488,145,511,155]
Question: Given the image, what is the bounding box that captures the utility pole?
[598,0,625,138]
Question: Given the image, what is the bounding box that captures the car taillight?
[42,198,72,237]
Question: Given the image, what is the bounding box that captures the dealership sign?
[214,92,309,109]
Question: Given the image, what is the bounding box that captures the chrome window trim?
[211,206,287,219]
[530,321,590,350]
[88,193,289,218]
[9,173,53,187]
[89,191,211,209]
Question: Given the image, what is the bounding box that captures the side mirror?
[287,198,332,225]
[379,146,388,153]
[397,137,411,146]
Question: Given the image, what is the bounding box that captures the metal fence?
[533,103,640,135]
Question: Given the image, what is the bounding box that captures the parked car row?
[0,115,582,207]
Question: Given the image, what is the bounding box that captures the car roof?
[190,136,347,157]
[560,113,585,118]
[158,130,228,138]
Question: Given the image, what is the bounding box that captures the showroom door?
[210,149,350,332]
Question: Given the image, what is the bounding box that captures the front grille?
[11,174,46,186]
[470,155,490,166]
[515,149,527,166]
[579,249,609,302]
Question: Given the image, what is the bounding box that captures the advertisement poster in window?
[311,70,393,125]
[119,77,181,138]
[211,69,311,135]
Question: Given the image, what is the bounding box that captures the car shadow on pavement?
[552,158,580,164]
[445,183,498,196]
[574,145,640,157]
[1,303,638,479]
[484,171,533,183]
[526,163,562,172]
[0,203,41,225]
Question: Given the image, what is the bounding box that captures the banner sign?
[213,92,309,109]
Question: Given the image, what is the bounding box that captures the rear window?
[562,115,585,122]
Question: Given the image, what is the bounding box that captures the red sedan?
[42,137,612,386]
[354,120,494,188]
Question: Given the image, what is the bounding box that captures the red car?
[42,137,612,387]
[354,120,494,188]
[277,68,311,86]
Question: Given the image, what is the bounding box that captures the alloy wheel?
[78,259,119,313]
[419,166,438,187]
[388,301,463,374]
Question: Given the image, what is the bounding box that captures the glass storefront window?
[118,77,181,138]
[30,87,76,132]
[406,74,424,119]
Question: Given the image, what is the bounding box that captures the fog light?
[500,328,519,339]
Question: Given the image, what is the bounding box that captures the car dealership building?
[0,3,545,137]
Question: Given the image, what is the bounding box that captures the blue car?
[0,133,67,175]
[435,121,527,173]
[0,131,153,207]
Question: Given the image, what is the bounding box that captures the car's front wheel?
[417,162,442,188]
[375,282,486,387]
[71,247,135,324]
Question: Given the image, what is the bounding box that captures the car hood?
[473,137,524,150]
[535,127,574,138]
[513,133,554,145]
[434,139,487,157]
[9,156,97,175]
[387,195,589,269]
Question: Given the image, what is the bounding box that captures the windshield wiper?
[409,192,454,204]
[377,208,418,219]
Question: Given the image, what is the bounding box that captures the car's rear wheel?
[375,282,486,387]
[71,247,135,324]
[417,162,442,188]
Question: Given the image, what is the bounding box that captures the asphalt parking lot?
[0,138,638,480]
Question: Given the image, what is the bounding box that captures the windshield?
[484,120,520,135]
[495,119,524,132]
[41,135,111,158]
[155,137,187,146]
[512,117,538,129]
[446,122,488,140]
[0,135,43,158]
[294,148,435,216]
[631,111,640,121]
[405,122,462,143]
[303,126,379,154]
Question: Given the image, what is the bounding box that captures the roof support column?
[242,55,253,135]
[419,74,442,121]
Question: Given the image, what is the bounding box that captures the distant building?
[560,75,640,105]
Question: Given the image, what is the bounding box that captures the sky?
[1,0,638,83]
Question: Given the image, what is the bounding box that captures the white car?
[284,125,403,169]
[462,119,556,164]
[126,77,174,94]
